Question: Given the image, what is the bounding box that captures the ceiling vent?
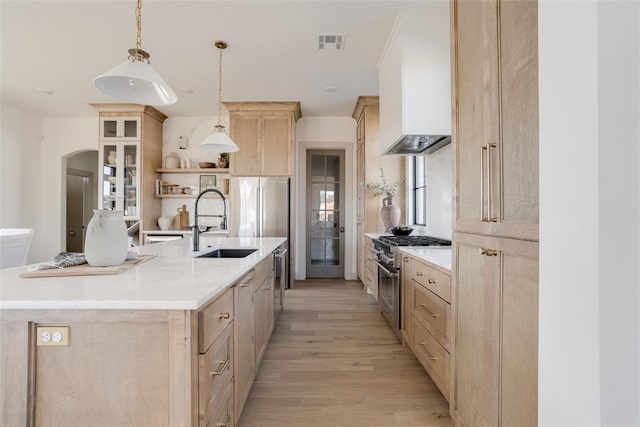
[318,34,345,51]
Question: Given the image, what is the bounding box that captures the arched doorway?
[64,150,98,252]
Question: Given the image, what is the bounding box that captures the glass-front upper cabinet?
[100,116,141,141]
[99,142,140,220]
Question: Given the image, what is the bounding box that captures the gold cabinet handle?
[210,359,230,376]
[403,257,409,262]
[416,271,424,277]
[219,312,230,320]
[487,143,498,222]
[214,422,229,427]
[418,343,440,361]
[479,248,498,257]
[427,279,436,284]
[420,303,440,317]
[480,144,488,222]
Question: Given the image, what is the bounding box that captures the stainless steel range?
[372,235,452,339]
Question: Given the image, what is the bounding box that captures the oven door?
[374,259,400,339]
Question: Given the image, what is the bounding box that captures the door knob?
[340,227,345,232]
[68,230,76,236]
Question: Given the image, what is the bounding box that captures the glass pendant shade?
[200,125,240,152]
[94,58,177,106]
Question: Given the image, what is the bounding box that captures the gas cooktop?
[377,235,452,247]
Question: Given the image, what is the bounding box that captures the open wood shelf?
[154,194,229,199]
[155,168,230,174]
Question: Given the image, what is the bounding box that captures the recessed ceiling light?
[36,88,54,95]
[180,88,194,94]
[323,85,338,93]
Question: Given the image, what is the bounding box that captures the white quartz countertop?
[364,232,392,239]
[0,236,285,311]
[141,229,229,235]
[398,247,452,272]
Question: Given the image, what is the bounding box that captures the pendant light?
[200,40,239,152]
[94,0,177,106]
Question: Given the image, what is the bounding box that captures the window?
[409,156,427,226]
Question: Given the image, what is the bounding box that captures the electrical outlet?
[36,326,70,346]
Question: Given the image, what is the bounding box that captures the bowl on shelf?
[390,226,414,236]
[198,162,215,169]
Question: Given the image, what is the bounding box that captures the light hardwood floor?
[238,280,452,427]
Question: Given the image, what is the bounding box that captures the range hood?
[384,134,451,156]
[378,4,451,156]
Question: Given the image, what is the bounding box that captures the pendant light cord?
[128,0,150,63]
[135,0,143,52]
[217,45,224,127]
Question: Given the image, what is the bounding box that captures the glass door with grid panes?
[306,150,345,278]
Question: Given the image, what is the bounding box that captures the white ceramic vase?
[380,197,401,232]
[84,210,128,266]
[107,151,116,165]
[158,216,171,231]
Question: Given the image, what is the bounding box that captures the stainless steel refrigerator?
[230,177,290,314]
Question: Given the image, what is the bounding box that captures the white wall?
[0,104,42,263]
[39,117,98,261]
[597,1,640,425]
[539,1,640,425]
[295,116,357,280]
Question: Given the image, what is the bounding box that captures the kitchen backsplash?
[413,144,452,239]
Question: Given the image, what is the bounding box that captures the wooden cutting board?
[19,255,156,278]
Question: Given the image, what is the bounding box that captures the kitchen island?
[0,236,285,427]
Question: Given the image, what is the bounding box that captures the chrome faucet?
[192,188,227,252]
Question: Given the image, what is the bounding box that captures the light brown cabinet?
[198,290,234,427]
[91,103,167,244]
[451,0,539,425]
[364,236,378,299]
[224,102,301,177]
[453,233,538,426]
[401,253,453,401]
[0,258,277,427]
[452,0,538,242]
[1,287,236,427]
[233,255,274,423]
[352,96,404,289]
[255,271,275,368]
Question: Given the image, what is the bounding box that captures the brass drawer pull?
[418,342,440,361]
[219,312,230,320]
[487,143,498,222]
[479,248,498,257]
[214,422,229,427]
[416,271,424,277]
[419,303,440,317]
[480,144,488,222]
[210,359,230,376]
[428,279,436,284]
[403,257,409,262]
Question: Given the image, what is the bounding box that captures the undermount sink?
[196,248,258,258]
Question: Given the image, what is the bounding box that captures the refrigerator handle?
[258,186,264,237]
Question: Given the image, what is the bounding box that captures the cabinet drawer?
[411,282,451,352]
[199,323,233,427]
[412,260,451,303]
[199,288,234,353]
[254,256,273,286]
[209,377,234,427]
[365,264,377,293]
[412,320,450,401]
